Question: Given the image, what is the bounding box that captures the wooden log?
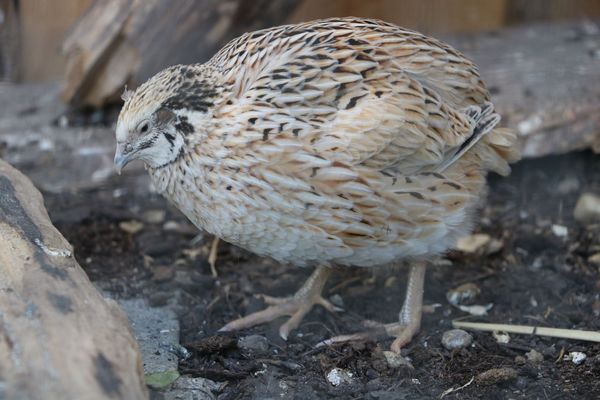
[0,159,148,400]
[61,0,299,107]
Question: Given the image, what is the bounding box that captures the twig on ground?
[452,321,600,343]
[439,376,475,399]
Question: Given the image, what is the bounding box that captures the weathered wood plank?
[448,20,600,157]
[0,159,148,400]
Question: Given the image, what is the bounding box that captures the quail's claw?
[317,320,419,353]
[218,267,337,339]
[219,292,342,340]
[318,263,426,353]
[208,236,220,278]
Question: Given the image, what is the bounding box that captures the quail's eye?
[140,123,149,133]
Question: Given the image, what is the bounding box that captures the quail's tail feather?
[437,102,499,172]
[437,102,520,175]
[479,127,520,176]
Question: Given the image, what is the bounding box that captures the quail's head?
[114,64,219,173]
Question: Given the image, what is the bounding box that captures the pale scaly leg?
[318,262,426,353]
[208,236,220,278]
[219,266,341,340]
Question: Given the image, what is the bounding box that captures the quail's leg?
[319,262,426,353]
[208,236,220,278]
[219,266,341,340]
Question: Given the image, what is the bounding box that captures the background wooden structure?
[2,0,600,83]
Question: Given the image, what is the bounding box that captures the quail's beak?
[114,143,132,175]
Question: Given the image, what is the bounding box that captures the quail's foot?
[318,263,426,353]
[219,266,341,340]
[207,236,220,278]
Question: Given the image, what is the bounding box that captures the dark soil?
[45,151,600,399]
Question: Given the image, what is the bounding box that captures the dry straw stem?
[452,321,600,343]
[439,376,474,399]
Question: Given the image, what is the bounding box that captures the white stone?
[326,368,354,386]
[569,351,587,365]
[442,329,473,350]
[551,224,568,238]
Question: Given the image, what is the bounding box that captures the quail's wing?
[203,19,509,259]
[212,18,493,174]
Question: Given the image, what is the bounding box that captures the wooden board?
[17,0,92,82]
[289,0,508,34]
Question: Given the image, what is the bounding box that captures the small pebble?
[329,293,344,308]
[119,219,144,235]
[568,351,587,365]
[456,233,490,253]
[237,334,269,354]
[486,238,504,254]
[163,221,181,231]
[442,329,473,350]
[382,351,413,369]
[170,344,191,360]
[446,282,480,306]
[526,349,544,363]
[493,331,510,344]
[530,296,538,308]
[458,303,493,316]
[58,115,69,128]
[588,253,600,266]
[574,193,600,223]
[551,224,568,238]
[326,368,354,386]
[163,220,197,235]
[143,209,166,224]
[519,210,529,220]
[475,367,518,386]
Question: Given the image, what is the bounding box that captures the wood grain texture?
[61,0,300,106]
[0,0,20,81]
[17,0,92,82]
[0,159,148,400]
[289,0,508,34]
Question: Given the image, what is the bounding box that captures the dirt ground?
[36,148,599,399]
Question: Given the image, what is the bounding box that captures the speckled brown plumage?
[115,17,520,351]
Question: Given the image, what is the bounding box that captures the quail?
[114,17,519,352]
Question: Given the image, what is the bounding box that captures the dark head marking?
[162,80,217,112]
